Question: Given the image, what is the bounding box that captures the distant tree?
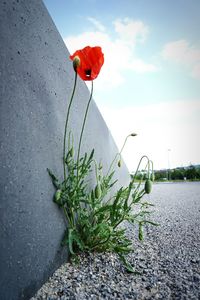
[154,165,200,181]
[171,168,184,180]
[154,170,167,181]
[196,167,200,179]
[185,165,198,180]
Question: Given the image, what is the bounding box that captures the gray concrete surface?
[0,1,130,299]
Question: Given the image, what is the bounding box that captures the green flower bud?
[73,56,80,71]
[144,179,152,194]
[69,146,74,157]
[95,183,102,199]
[117,160,122,167]
[54,189,62,203]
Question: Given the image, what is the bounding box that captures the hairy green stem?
[77,81,94,173]
[123,155,150,213]
[134,161,149,195]
[63,206,73,228]
[149,160,154,180]
[132,155,149,182]
[63,72,77,185]
[106,134,132,177]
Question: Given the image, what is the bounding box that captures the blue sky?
[44,0,200,171]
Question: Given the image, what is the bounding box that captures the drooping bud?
[144,179,152,194]
[130,133,137,137]
[95,183,102,199]
[73,56,80,72]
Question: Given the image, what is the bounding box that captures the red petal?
[69,46,104,81]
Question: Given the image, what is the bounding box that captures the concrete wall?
[0,1,130,299]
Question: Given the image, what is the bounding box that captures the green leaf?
[138,223,143,241]
[72,231,85,251]
[68,228,75,255]
[61,229,69,246]
[113,187,123,209]
[109,179,118,188]
[81,153,88,168]
[62,228,85,253]
[107,171,115,182]
[118,254,137,273]
[95,183,102,199]
[94,204,113,216]
[47,168,60,189]
[88,148,95,162]
[141,202,155,207]
[114,245,132,255]
[142,220,159,226]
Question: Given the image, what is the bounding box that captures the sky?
[43,0,200,171]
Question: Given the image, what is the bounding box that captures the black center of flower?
[85,69,91,77]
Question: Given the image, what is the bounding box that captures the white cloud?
[113,18,149,45]
[162,39,200,79]
[64,18,157,90]
[87,17,105,32]
[191,64,200,79]
[129,58,157,73]
[98,100,200,171]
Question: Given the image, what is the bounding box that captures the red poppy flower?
[69,46,104,81]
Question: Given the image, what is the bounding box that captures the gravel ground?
[31,182,200,300]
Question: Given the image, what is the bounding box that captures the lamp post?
[167,149,171,181]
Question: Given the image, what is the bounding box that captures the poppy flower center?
[85,69,91,77]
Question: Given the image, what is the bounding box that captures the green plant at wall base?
[48,46,157,272]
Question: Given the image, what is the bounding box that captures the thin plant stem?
[106,134,131,177]
[132,155,149,182]
[63,72,77,185]
[149,160,154,180]
[77,81,94,168]
[63,206,73,228]
[133,161,149,196]
[122,155,150,213]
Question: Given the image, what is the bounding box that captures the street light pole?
[168,149,171,181]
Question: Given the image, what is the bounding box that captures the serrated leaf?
[88,148,95,162]
[94,204,112,217]
[47,168,60,189]
[107,171,115,182]
[118,254,137,273]
[109,179,118,188]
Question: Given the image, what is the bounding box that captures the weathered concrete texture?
[0,1,130,299]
